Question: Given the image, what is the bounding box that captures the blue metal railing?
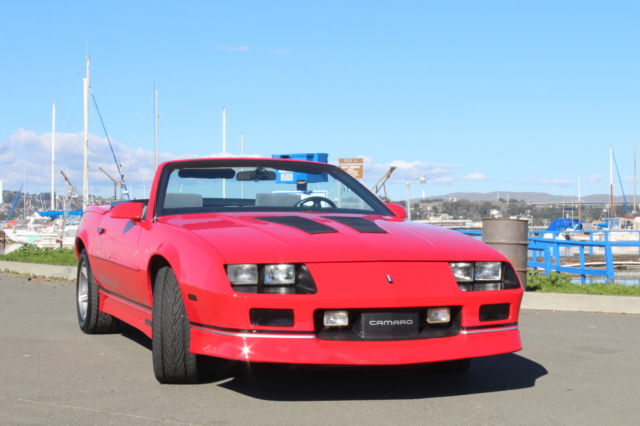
[457,229,640,283]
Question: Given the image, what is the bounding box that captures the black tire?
[152,266,202,384]
[76,249,119,334]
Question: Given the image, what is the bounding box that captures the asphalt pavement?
[1,272,639,425]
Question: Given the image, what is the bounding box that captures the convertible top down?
[75,157,523,383]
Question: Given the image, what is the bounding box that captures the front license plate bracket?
[360,311,419,339]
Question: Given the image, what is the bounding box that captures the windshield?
[155,159,389,216]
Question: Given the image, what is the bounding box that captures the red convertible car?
[75,158,523,383]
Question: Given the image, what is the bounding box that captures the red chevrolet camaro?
[75,158,523,383]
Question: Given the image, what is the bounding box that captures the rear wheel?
[76,249,119,334]
[152,266,202,384]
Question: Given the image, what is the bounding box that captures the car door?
[91,214,145,304]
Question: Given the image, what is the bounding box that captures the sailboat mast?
[51,101,56,211]
[222,107,227,154]
[154,86,159,169]
[82,57,90,209]
[634,143,637,214]
[221,107,227,198]
[23,169,26,220]
[609,145,614,217]
[578,174,582,222]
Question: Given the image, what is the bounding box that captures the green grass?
[526,271,640,296]
[0,245,77,266]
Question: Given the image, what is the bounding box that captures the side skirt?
[99,287,152,338]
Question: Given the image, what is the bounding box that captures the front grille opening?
[250,308,294,327]
[314,307,461,341]
[479,303,510,322]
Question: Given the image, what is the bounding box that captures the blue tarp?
[545,218,582,232]
[37,209,83,219]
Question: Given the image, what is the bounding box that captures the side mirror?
[111,202,144,221]
[385,203,407,219]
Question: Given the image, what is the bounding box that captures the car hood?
[160,213,507,264]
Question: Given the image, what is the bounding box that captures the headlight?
[225,263,318,294]
[226,264,258,285]
[474,262,502,281]
[264,264,296,285]
[450,262,474,282]
[449,262,519,291]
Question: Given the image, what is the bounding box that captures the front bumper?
[185,261,523,365]
[190,323,521,364]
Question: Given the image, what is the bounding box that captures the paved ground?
[1,273,639,425]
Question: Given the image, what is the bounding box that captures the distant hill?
[428,191,630,204]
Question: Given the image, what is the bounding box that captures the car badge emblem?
[386,274,394,284]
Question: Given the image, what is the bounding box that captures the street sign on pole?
[338,158,364,179]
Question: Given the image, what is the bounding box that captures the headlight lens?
[474,282,502,291]
[323,310,349,327]
[450,262,474,282]
[474,262,502,281]
[227,264,258,285]
[264,264,296,285]
[426,307,451,324]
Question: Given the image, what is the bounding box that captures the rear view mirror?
[236,168,277,181]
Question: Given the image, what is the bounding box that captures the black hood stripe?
[256,216,338,234]
[322,216,387,233]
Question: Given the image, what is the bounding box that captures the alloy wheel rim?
[77,262,89,321]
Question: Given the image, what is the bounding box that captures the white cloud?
[347,157,458,186]
[0,131,484,199]
[462,172,487,181]
[268,48,291,56]
[0,129,260,199]
[430,177,454,184]
[535,178,574,186]
[216,45,250,52]
[587,174,603,183]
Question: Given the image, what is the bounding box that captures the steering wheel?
[294,196,337,210]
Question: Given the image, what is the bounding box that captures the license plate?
[361,311,419,339]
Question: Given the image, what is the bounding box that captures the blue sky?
[2,1,640,200]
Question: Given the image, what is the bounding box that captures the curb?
[521,291,640,314]
[1,260,639,314]
[0,260,76,281]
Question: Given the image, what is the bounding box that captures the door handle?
[97,227,105,235]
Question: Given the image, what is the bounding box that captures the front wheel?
[152,266,203,384]
[76,249,119,334]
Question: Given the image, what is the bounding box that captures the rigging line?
[90,92,130,199]
[612,150,630,215]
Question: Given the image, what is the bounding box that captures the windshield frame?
[154,158,392,217]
